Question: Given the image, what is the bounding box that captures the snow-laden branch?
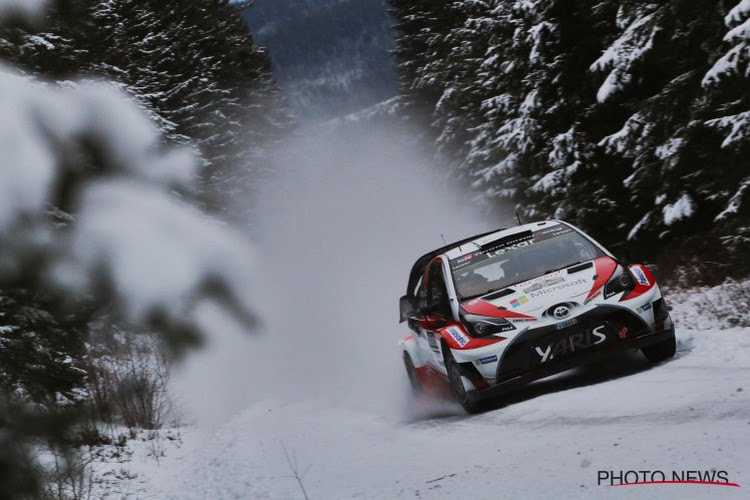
[0,65,258,351]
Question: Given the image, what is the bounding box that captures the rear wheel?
[641,331,676,363]
[445,353,484,414]
[403,353,422,395]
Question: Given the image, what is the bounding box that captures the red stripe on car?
[586,256,618,301]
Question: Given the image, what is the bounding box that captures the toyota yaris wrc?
[399,220,676,413]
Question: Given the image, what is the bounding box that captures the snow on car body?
[399,220,676,413]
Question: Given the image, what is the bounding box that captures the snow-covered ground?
[95,289,748,499]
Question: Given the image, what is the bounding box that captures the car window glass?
[449,225,605,300]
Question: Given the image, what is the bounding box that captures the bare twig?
[279,440,311,500]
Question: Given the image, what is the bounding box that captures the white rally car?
[399,220,676,413]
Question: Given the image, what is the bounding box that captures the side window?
[425,261,451,317]
[416,273,427,310]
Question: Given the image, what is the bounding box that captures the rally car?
[399,220,676,413]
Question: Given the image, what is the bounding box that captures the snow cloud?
[172,123,493,425]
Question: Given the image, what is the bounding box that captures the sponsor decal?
[509,295,529,308]
[523,277,565,294]
[636,303,652,314]
[474,355,498,366]
[450,225,575,271]
[597,469,739,488]
[528,278,588,298]
[512,317,537,323]
[533,325,607,363]
[632,266,650,286]
[482,232,535,257]
[584,290,602,304]
[456,253,474,264]
[427,332,439,351]
[446,326,469,347]
[555,318,578,330]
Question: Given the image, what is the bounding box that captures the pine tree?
[702,0,750,261]
[0,290,87,406]
[388,0,463,131]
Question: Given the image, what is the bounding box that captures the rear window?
[449,225,605,300]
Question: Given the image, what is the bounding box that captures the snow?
[527,22,554,64]
[654,137,684,160]
[725,18,750,44]
[726,0,750,27]
[705,110,750,147]
[627,213,651,241]
[715,177,750,221]
[704,1,750,86]
[662,194,694,225]
[101,304,750,498]
[599,112,652,155]
[69,180,257,331]
[590,13,658,102]
[519,88,540,115]
[703,43,750,86]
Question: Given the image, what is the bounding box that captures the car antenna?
[442,233,461,252]
[515,211,523,226]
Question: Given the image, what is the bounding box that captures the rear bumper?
[465,323,674,403]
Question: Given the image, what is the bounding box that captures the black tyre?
[403,353,422,395]
[641,331,676,363]
[445,353,484,414]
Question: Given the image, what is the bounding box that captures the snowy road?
[143,317,749,499]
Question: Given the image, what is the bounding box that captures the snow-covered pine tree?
[0,290,87,406]
[590,0,741,268]
[401,0,610,228]
[388,0,463,131]
[90,0,290,211]
[701,0,750,265]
